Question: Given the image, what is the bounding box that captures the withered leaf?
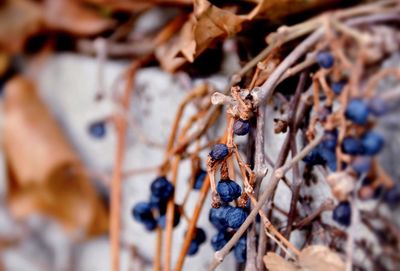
[264,252,298,271]
[44,0,115,36]
[156,0,245,72]
[0,0,43,53]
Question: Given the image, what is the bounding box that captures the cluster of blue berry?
[132,176,180,231]
[304,50,399,227]
[207,120,250,263]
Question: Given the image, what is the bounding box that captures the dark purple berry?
[144,219,157,231]
[209,206,232,230]
[211,231,231,251]
[316,51,334,69]
[319,147,337,171]
[303,145,325,166]
[88,121,106,138]
[361,131,384,155]
[217,179,242,202]
[233,119,250,136]
[234,236,247,263]
[332,201,351,226]
[368,96,387,116]
[149,195,167,215]
[209,144,229,160]
[331,80,346,95]
[384,185,400,207]
[194,227,207,244]
[351,156,372,175]
[193,169,207,190]
[345,99,369,125]
[151,176,174,200]
[226,207,247,229]
[321,130,338,151]
[342,136,362,155]
[187,240,200,256]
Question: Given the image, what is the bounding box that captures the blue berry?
[351,156,372,175]
[217,179,242,202]
[368,96,387,116]
[234,236,247,263]
[209,206,232,230]
[194,227,207,244]
[342,136,362,155]
[226,207,247,229]
[321,131,338,151]
[361,131,384,155]
[132,202,154,222]
[149,195,167,215]
[193,169,207,190]
[233,119,250,136]
[209,144,229,160]
[316,51,334,69]
[303,145,325,166]
[345,99,369,125]
[187,240,200,256]
[384,185,400,207]
[332,201,351,226]
[331,80,346,95]
[144,219,157,231]
[150,176,174,200]
[319,148,337,171]
[157,205,181,229]
[88,121,106,138]
[211,231,231,251]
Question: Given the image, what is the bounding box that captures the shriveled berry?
[361,131,384,155]
[217,179,242,202]
[157,205,181,229]
[319,148,337,171]
[209,206,232,230]
[233,119,250,136]
[151,176,174,200]
[211,231,230,251]
[226,207,247,229]
[187,240,199,256]
[345,99,369,125]
[351,156,372,175]
[331,80,346,95]
[132,202,154,222]
[333,201,351,226]
[144,219,157,231]
[209,144,229,160]
[316,51,334,69]
[234,236,247,263]
[88,121,106,138]
[368,96,387,116]
[342,136,362,155]
[193,169,207,190]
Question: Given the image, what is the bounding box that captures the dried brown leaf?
[0,0,43,53]
[264,252,298,271]
[44,0,115,36]
[156,0,245,72]
[299,245,345,271]
[4,76,108,237]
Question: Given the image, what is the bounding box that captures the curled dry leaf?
[0,0,43,53]
[44,0,115,36]
[264,245,345,271]
[4,76,108,237]
[156,0,245,72]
